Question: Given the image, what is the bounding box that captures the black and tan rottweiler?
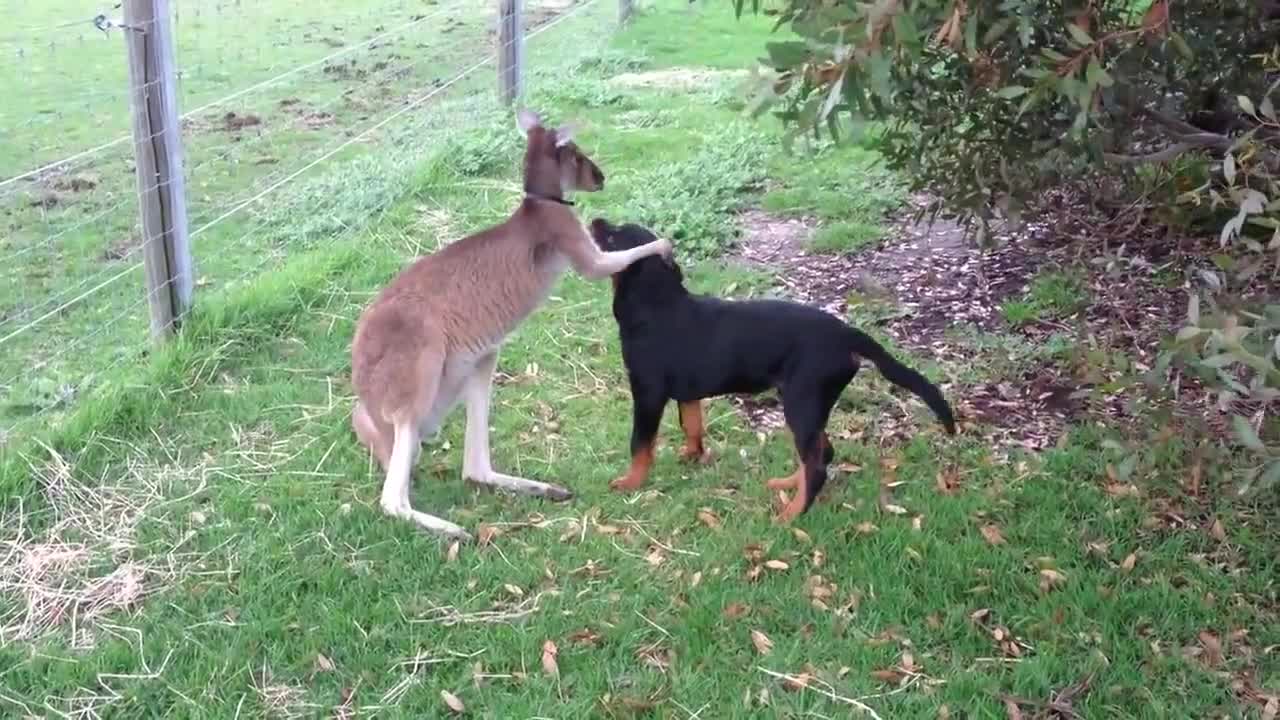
[589,218,957,522]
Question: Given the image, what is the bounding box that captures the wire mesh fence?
[0,0,618,447]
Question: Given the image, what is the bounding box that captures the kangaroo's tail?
[845,328,956,434]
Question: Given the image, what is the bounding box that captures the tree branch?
[1103,133,1231,166]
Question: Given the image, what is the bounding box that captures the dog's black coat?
[590,218,956,517]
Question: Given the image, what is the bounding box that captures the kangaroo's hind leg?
[353,400,393,470]
[462,352,573,501]
[377,344,472,541]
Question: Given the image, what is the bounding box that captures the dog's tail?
[845,328,957,434]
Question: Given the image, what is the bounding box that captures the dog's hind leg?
[462,352,573,501]
[766,432,829,490]
[773,383,842,523]
[610,388,666,492]
[676,400,713,464]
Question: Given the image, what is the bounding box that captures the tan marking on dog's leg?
[610,440,654,492]
[676,400,712,464]
[461,353,572,501]
[774,461,810,524]
[767,466,803,491]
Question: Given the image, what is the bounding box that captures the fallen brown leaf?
[980,524,1006,546]
[1003,698,1024,720]
[1038,569,1067,592]
[441,689,465,714]
[724,602,751,620]
[854,521,878,535]
[936,467,962,495]
[750,629,774,655]
[781,672,813,691]
[314,653,335,673]
[477,524,503,546]
[1261,696,1278,720]
[567,628,601,646]
[811,549,826,568]
[1198,630,1224,667]
[1120,552,1137,573]
[697,508,722,529]
[503,584,524,598]
[791,528,812,543]
[446,540,460,563]
[541,640,560,677]
[870,668,904,684]
[635,643,672,672]
[1209,517,1227,542]
[764,559,790,571]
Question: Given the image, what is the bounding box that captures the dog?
[588,218,957,522]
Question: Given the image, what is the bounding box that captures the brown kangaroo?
[350,109,671,542]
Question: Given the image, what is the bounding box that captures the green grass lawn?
[1,1,1277,718]
[0,0,588,439]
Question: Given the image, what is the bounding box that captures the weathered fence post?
[498,0,523,104]
[619,0,634,25]
[124,0,193,341]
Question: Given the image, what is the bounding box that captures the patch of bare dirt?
[727,187,1273,451]
[222,111,263,133]
[727,198,1078,449]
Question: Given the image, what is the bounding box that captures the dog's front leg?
[610,390,666,492]
[676,400,713,464]
[461,352,573,501]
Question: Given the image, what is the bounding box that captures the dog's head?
[588,218,684,288]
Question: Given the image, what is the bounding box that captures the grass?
[1001,270,1089,327]
[1,1,1277,718]
[0,0,606,438]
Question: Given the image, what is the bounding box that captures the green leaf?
[981,17,1014,47]
[996,85,1029,99]
[1261,95,1276,122]
[1117,453,1138,481]
[1176,326,1205,343]
[1086,59,1113,88]
[1232,415,1267,454]
[1066,22,1094,46]
[1169,32,1194,59]
[1238,95,1257,117]
[1256,459,1280,492]
[1201,353,1237,368]
[764,41,810,68]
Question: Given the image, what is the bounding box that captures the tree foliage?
[737,0,1280,489]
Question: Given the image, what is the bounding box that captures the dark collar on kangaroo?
[525,192,574,206]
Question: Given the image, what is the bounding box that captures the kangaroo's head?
[517,108,604,199]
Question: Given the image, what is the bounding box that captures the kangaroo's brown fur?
[350,109,671,541]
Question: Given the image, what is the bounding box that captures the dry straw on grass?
[0,439,208,647]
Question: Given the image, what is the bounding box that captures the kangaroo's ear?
[516,108,541,133]
[553,122,577,147]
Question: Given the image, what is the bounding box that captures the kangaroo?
[350,109,672,542]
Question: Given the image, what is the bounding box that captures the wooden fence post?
[124,0,193,341]
[498,0,523,104]
[619,0,634,25]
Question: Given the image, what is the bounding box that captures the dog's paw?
[766,474,799,491]
[771,491,805,525]
[609,474,645,493]
[678,444,713,465]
